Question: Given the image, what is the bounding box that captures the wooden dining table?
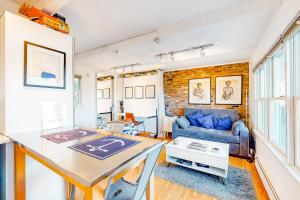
[10,127,162,200]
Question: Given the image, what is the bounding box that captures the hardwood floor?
[153,147,269,200]
[77,138,269,200]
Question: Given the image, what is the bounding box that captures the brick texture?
[163,62,249,124]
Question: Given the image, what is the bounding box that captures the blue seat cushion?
[176,116,190,129]
[213,116,232,130]
[186,111,204,126]
[178,126,240,144]
[196,114,214,129]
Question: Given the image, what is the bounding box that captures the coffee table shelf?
[166,137,229,183]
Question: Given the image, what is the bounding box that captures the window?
[293,30,300,168]
[254,25,300,168]
[256,64,268,135]
[269,49,287,154]
[74,75,81,107]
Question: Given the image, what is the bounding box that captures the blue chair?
[103,141,165,200]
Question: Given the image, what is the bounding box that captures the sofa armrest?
[232,120,249,157]
[172,122,179,139]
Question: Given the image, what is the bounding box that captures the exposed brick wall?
[163,62,249,124]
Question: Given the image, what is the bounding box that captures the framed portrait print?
[24,41,66,89]
[188,78,211,104]
[97,89,103,99]
[145,85,155,99]
[103,88,110,99]
[125,87,133,99]
[134,86,144,99]
[215,76,242,105]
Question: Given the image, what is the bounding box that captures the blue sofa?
[172,108,249,157]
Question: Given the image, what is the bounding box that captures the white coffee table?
[165,137,229,184]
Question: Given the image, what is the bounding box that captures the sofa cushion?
[185,108,240,123]
[213,116,232,130]
[186,111,204,126]
[197,114,214,129]
[176,116,190,129]
[178,126,240,144]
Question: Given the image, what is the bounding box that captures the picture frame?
[188,78,211,104]
[24,41,66,89]
[215,75,242,105]
[97,89,103,99]
[103,88,110,99]
[134,86,144,99]
[145,85,155,99]
[125,87,133,99]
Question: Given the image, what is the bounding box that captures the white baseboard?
[255,157,280,200]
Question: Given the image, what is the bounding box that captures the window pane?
[296,100,300,166]
[295,31,300,97]
[74,77,81,106]
[258,100,265,133]
[270,100,287,153]
[259,66,266,98]
[295,31,300,167]
[273,50,286,97]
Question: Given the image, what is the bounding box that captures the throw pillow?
[186,111,204,126]
[196,114,214,129]
[176,116,191,129]
[213,116,233,130]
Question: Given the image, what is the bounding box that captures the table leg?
[84,187,93,200]
[146,172,154,200]
[15,144,26,200]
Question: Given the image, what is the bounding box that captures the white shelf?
[166,155,227,178]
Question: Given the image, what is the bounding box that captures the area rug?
[155,164,256,200]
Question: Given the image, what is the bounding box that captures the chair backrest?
[103,141,166,200]
[125,112,137,124]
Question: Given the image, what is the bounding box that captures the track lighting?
[155,43,213,62]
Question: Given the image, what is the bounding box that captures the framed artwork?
[215,75,242,105]
[24,41,66,89]
[188,78,211,104]
[125,87,133,99]
[145,85,155,99]
[97,89,103,99]
[103,88,110,99]
[134,86,144,99]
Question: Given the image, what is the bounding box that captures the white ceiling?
[1,0,282,74]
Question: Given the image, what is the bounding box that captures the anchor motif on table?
[86,139,125,152]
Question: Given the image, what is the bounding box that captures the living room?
[0,0,299,200]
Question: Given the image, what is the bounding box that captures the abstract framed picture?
[145,85,155,99]
[97,89,103,99]
[103,88,110,99]
[188,78,211,104]
[134,86,144,99]
[24,41,66,89]
[125,86,133,99]
[215,75,242,105]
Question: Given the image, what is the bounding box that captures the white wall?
[250,0,300,199]
[97,79,113,113]
[123,75,159,133]
[74,65,97,128]
[0,11,73,200]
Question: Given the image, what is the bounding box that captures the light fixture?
[111,63,141,74]
[200,49,205,57]
[170,53,175,62]
[155,43,213,62]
